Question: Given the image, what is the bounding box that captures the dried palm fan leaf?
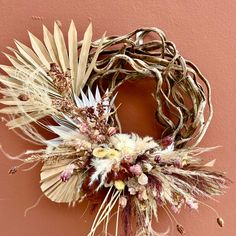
[0,21,104,131]
[0,21,229,236]
[40,158,82,204]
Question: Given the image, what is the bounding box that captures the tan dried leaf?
[40,159,82,204]
[75,23,92,94]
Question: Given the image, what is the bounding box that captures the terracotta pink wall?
[0,0,235,235]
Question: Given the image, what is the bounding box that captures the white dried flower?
[143,163,152,172]
[128,187,136,195]
[138,173,148,185]
[119,196,127,208]
[110,134,136,155]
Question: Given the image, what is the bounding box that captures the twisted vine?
[79,27,212,148]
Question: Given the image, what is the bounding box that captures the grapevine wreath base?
[0,21,228,235]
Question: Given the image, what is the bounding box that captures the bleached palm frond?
[0,21,106,132]
[75,86,116,114]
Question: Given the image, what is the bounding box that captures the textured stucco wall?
[0,0,235,235]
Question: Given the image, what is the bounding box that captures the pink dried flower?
[171,205,180,214]
[161,136,173,148]
[129,164,142,176]
[96,134,106,142]
[186,198,198,210]
[119,196,127,208]
[60,164,76,182]
[154,155,161,163]
[173,160,182,168]
[80,122,89,133]
[108,127,117,136]
[128,187,136,195]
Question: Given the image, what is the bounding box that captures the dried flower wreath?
[0,21,229,236]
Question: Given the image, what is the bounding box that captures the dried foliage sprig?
[0,21,229,236]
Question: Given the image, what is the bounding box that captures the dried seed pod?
[217,217,224,227]
[177,224,185,235]
[8,166,17,174]
[18,94,29,101]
